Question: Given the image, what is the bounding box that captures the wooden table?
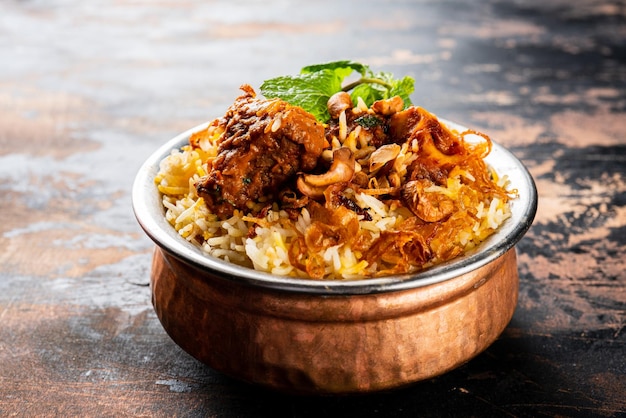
[1,1,624,416]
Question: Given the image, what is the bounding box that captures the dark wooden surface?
[1,1,625,416]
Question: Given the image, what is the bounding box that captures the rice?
[155,111,514,280]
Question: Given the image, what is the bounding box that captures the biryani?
[155,62,515,280]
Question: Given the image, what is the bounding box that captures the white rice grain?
[356,193,388,218]
[339,110,347,141]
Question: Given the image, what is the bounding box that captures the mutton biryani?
[154,63,516,280]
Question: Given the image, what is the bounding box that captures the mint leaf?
[349,83,382,107]
[260,70,343,121]
[348,73,415,108]
[260,61,415,122]
[376,72,415,106]
[394,77,416,103]
[301,60,369,78]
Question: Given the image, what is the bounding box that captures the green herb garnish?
[260,60,415,122]
[354,115,383,129]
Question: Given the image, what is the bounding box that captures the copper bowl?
[132,119,537,395]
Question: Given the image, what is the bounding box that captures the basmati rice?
[155,103,515,280]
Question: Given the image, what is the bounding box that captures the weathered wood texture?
[1,0,624,416]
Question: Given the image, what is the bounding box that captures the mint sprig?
[260,60,415,122]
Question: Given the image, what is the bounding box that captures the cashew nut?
[297,148,356,198]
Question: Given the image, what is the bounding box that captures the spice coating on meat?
[196,85,326,218]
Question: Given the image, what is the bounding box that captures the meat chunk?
[196,85,326,218]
